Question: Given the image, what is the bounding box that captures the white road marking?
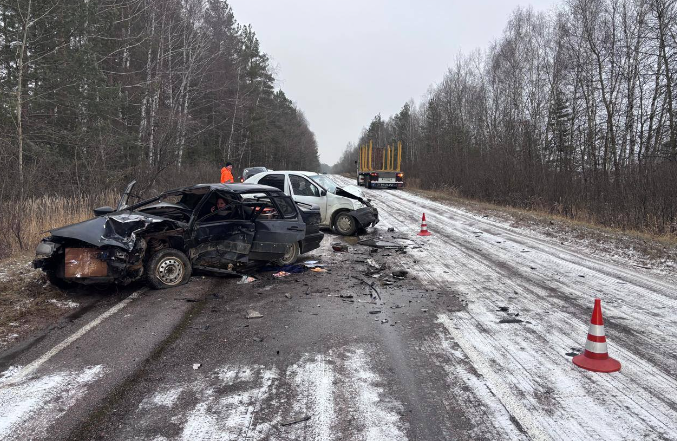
[1,288,146,387]
[438,314,551,441]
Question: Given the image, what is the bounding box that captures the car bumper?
[301,232,324,254]
[350,207,379,228]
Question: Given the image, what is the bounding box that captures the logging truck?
[356,141,404,189]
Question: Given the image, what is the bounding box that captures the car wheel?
[366,176,372,189]
[146,248,192,289]
[274,242,300,266]
[334,212,357,236]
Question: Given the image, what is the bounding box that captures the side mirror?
[94,206,115,216]
[320,190,327,197]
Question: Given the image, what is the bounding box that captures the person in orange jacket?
[220,162,234,184]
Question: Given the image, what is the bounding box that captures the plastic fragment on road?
[193,363,201,370]
[273,271,291,278]
[280,415,311,427]
[246,309,263,319]
[238,276,256,284]
[310,268,327,273]
[303,260,325,268]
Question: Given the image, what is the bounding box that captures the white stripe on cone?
[588,324,606,336]
[585,340,609,354]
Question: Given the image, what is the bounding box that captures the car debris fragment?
[192,363,202,370]
[392,269,408,278]
[238,276,256,284]
[246,309,263,319]
[280,414,312,427]
[358,239,405,250]
[273,271,291,278]
[332,243,348,252]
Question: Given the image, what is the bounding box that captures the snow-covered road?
[334,175,677,440]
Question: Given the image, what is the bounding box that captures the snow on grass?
[0,365,106,441]
[47,299,79,309]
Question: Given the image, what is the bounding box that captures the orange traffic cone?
[573,298,621,373]
[417,213,431,236]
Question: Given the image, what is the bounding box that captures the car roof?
[259,171,319,177]
[176,183,281,194]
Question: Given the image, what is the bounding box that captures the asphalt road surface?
[1,176,676,440]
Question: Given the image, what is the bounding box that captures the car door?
[189,191,255,267]
[288,174,328,224]
[244,192,306,261]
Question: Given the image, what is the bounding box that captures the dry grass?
[0,253,80,351]
[0,191,118,258]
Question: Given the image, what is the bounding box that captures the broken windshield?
[309,175,337,194]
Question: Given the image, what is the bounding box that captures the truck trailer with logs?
[357,141,404,189]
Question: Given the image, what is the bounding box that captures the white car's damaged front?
[309,175,379,235]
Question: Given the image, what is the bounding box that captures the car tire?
[146,248,192,289]
[334,212,357,236]
[274,242,300,266]
[366,176,372,189]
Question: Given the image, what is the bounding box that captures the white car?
[244,171,379,235]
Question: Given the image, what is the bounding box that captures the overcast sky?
[228,0,560,165]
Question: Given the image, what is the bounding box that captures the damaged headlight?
[36,241,60,257]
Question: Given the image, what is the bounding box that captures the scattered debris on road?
[310,268,327,273]
[332,242,348,252]
[280,414,312,427]
[238,276,257,284]
[284,293,292,299]
[192,363,201,370]
[273,271,291,278]
[498,318,524,324]
[358,238,405,250]
[392,269,408,279]
[246,310,263,319]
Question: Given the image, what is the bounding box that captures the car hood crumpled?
[335,185,372,207]
[50,212,176,251]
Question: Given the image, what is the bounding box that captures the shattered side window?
[272,196,298,219]
[197,192,244,223]
[258,174,285,191]
[240,192,281,220]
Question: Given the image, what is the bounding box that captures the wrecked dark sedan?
[244,171,378,236]
[33,182,323,289]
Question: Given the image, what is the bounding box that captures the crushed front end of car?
[336,186,379,229]
[33,212,181,286]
